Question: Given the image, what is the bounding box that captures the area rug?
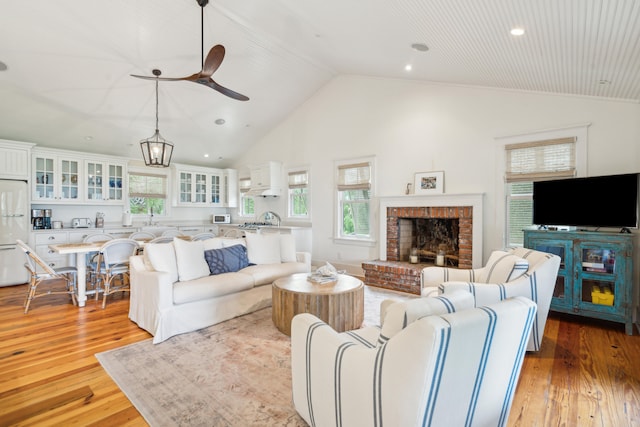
[96,285,414,427]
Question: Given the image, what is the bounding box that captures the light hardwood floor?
[1,283,639,426]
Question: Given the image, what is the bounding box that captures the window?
[287,170,309,219]
[128,171,168,216]
[238,177,254,217]
[506,137,577,246]
[336,159,374,240]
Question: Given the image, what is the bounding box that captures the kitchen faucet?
[148,207,154,226]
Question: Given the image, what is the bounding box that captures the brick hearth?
[363,205,474,295]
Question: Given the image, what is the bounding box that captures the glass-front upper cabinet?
[32,152,81,202]
[176,169,208,205]
[85,160,125,204]
[209,173,222,204]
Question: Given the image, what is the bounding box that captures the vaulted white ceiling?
[1,0,639,167]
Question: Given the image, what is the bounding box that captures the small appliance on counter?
[122,211,132,227]
[71,217,92,228]
[95,212,105,228]
[31,209,52,230]
[212,214,231,224]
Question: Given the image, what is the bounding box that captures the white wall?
[233,75,640,267]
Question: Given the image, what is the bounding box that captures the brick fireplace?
[362,194,483,295]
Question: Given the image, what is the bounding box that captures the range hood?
[245,187,281,197]
[246,161,283,197]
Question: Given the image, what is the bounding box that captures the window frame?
[127,166,171,218]
[499,124,588,247]
[334,156,376,244]
[286,167,310,221]
[237,176,254,218]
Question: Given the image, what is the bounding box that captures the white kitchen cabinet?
[85,160,126,204]
[32,231,71,269]
[32,151,82,203]
[173,164,237,208]
[0,140,33,180]
[224,169,238,207]
[178,226,204,236]
[249,161,282,191]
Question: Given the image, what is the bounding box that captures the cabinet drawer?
[34,232,68,245]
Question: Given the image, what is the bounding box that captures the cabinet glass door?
[578,245,618,312]
[527,239,571,310]
[108,164,124,201]
[34,156,55,200]
[210,174,221,204]
[195,173,207,203]
[59,159,80,200]
[180,172,192,203]
[86,161,103,201]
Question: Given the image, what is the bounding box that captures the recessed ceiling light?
[510,27,525,36]
[204,153,209,158]
[410,43,429,52]
[215,118,225,125]
[599,79,611,85]
[84,136,93,141]
[405,64,413,72]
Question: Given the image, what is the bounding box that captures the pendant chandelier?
[140,69,174,167]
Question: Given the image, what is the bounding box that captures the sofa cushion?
[279,234,297,263]
[245,232,281,264]
[240,262,309,286]
[144,242,179,283]
[204,244,250,275]
[202,238,225,250]
[173,238,210,282]
[173,272,255,304]
[478,250,529,283]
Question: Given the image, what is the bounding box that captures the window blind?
[128,173,166,198]
[288,170,308,189]
[505,137,576,182]
[239,177,251,193]
[337,162,371,190]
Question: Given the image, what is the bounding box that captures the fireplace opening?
[399,218,459,266]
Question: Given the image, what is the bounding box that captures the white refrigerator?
[0,179,30,286]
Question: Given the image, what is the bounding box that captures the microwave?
[212,214,231,224]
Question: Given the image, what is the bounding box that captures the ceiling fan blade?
[196,78,249,101]
[201,45,225,77]
[130,74,190,82]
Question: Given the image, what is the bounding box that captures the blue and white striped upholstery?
[291,296,537,427]
[438,248,560,352]
[421,250,529,296]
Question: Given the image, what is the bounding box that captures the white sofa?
[129,233,311,343]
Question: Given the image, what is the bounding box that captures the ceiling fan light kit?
[140,69,174,168]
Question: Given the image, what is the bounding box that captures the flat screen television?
[532,173,639,230]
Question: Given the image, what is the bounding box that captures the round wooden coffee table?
[272,273,364,336]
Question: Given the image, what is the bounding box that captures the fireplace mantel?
[378,193,483,268]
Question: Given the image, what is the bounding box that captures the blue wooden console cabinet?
[524,230,635,335]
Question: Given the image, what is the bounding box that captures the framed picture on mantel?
[414,171,444,194]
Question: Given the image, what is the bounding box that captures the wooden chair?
[16,239,77,314]
[97,238,139,309]
[191,232,216,241]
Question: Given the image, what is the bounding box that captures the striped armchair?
[291,296,537,427]
[426,248,561,351]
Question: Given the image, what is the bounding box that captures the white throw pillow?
[245,232,281,264]
[202,238,225,251]
[478,250,529,283]
[173,238,210,281]
[279,234,297,263]
[144,242,179,283]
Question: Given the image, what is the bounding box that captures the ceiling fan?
[131,0,249,101]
